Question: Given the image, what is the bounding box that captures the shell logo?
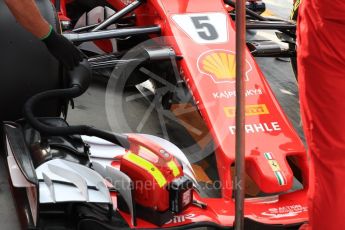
[197,50,252,83]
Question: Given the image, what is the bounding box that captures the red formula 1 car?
[0,0,306,229]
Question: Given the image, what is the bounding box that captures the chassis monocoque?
[0,0,307,229]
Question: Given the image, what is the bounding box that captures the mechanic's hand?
[41,25,83,70]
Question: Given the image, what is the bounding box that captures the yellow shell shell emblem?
[198,50,251,83]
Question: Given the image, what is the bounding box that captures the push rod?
[92,0,142,31]
[246,22,296,30]
[64,26,161,43]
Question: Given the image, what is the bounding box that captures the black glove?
[42,25,84,70]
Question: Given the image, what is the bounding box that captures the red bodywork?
[120,134,184,212]
[55,0,308,228]
[51,0,71,21]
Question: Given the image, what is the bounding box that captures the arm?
[4,0,83,69]
[4,0,50,38]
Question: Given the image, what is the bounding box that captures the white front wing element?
[36,159,111,204]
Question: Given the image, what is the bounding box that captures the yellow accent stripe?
[124,153,167,187]
[168,161,180,177]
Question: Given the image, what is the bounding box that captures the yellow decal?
[167,160,180,177]
[224,104,269,117]
[201,52,236,81]
[268,160,281,172]
[124,152,167,187]
[198,50,252,83]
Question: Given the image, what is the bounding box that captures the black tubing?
[69,60,93,94]
[23,86,130,148]
[225,0,296,38]
[23,61,130,149]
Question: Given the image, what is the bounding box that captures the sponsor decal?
[166,214,196,224]
[264,152,287,186]
[172,13,228,44]
[212,88,263,99]
[224,104,269,118]
[182,190,192,206]
[229,122,281,135]
[198,50,252,83]
[262,205,307,219]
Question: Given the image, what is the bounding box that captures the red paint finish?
[54,0,308,228]
[298,0,345,229]
[153,0,307,195]
[51,0,69,21]
[120,134,183,212]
